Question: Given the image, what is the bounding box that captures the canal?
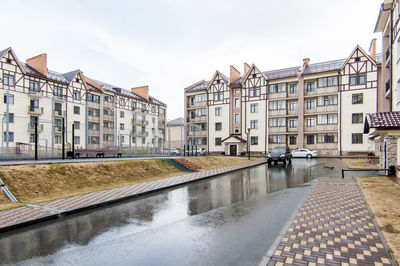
[0,159,340,265]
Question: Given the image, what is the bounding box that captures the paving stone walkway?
[0,158,266,232]
[267,177,394,266]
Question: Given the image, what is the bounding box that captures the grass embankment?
[0,156,254,210]
[356,176,400,263]
[346,159,378,169]
[0,160,184,206]
[185,156,253,170]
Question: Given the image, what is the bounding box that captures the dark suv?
[267,147,292,165]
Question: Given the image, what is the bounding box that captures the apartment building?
[0,47,167,156]
[185,44,381,156]
[364,0,400,172]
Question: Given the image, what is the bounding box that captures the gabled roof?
[0,47,10,58]
[241,64,268,85]
[263,66,300,80]
[62,70,81,83]
[340,45,376,72]
[206,70,229,90]
[364,112,400,133]
[168,117,184,126]
[185,80,210,92]
[0,47,27,75]
[222,135,247,143]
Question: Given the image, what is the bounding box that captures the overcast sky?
[2,0,382,119]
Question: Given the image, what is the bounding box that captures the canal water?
[0,159,340,265]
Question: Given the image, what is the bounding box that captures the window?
[103,134,114,142]
[234,98,240,108]
[73,106,80,115]
[250,120,258,129]
[270,135,282,143]
[120,123,125,130]
[251,136,258,145]
[269,100,286,110]
[213,92,223,101]
[142,137,146,144]
[289,118,297,128]
[269,118,285,127]
[249,88,261,97]
[30,133,37,143]
[352,133,363,144]
[307,117,315,127]
[289,101,297,111]
[317,95,337,106]
[289,136,297,145]
[215,107,222,116]
[306,135,315,145]
[87,93,100,103]
[55,135,62,144]
[88,108,100,117]
[54,86,63,97]
[3,94,14,104]
[289,84,297,94]
[152,106,156,113]
[121,136,125,143]
[194,93,207,103]
[215,122,222,131]
[350,73,366,85]
[88,122,100,130]
[235,89,240,94]
[215,137,222,146]
[88,136,99,144]
[195,108,207,117]
[269,83,285,93]
[317,76,338,87]
[73,121,80,130]
[104,94,114,102]
[306,99,315,109]
[120,111,124,118]
[352,113,363,124]
[54,103,62,115]
[319,134,336,143]
[306,82,315,92]
[74,136,80,145]
[352,93,363,104]
[29,81,39,91]
[235,114,239,124]
[318,114,338,124]
[3,74,14,86]
[250,103,258,113]
[73,90,80,100]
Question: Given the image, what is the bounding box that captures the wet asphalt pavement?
[0,158,344,265]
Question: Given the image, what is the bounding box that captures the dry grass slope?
[0,160,183,204]
[356,176,400,263]
[185,156,251,170]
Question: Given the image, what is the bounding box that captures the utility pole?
[62,117,65,160]
[5,90,9,157]
[34,117,38,160]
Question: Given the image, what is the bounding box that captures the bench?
[341,167,394,178]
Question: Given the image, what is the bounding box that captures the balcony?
[134,108,147,114]
[88,129,100,136]
[28,106,43,115]
[158,121,165,128]
[190,130,207,137]
[187,101,207,109]
[103,113,114,121]
[131,131,149,137]
[54,95,66,102]
[28,123,44,133]
[54,110,66,117]
[268,126,286,134]
[54,126,63,134]
[133,119,149,126]
[28,90,42,97]
[103,127,114,134]
[189,116,207,123]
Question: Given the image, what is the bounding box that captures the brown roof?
[222,135,247,143]
[364,112,400,133]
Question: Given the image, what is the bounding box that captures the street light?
[246,127,251,160]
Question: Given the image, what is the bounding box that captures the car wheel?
[306,154,312,159]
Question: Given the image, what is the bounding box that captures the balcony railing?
[54,110,66,117]
[131,131,148,137]
[28,90,42,97]
[28,106,43,115]
[134,119,149,126]
[28,123,44,133]
[103,114,114,121]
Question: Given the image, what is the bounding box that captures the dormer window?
[6,58,11,64]
[252,74,257,78]
[216,80,220,84]
[76,78,80,83]
[355,57,360,62]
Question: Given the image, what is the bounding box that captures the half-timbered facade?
[185,44,381,156]
[0,47,167,156]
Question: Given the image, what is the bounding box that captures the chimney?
[230,66,241,83]
[244,63,251,76]
[303,58,310,66]
[369,38,377,61]
[132,85,149,100]
[26,53,47,76]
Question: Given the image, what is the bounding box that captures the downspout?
[339,72,343,156]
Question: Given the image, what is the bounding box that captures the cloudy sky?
[2,0,381,119]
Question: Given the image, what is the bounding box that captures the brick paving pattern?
[0,158,266,230]
[267,177,393,266]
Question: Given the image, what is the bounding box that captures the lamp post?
[246,127,251,160]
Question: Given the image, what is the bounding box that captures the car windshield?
[272,148,286,153]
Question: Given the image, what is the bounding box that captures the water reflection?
[0,159,334,264]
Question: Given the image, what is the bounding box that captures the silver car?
[291,149,318,159]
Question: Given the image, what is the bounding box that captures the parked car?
[162,148,180,155]
[291,149,318,159]
[267,147,292,165]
